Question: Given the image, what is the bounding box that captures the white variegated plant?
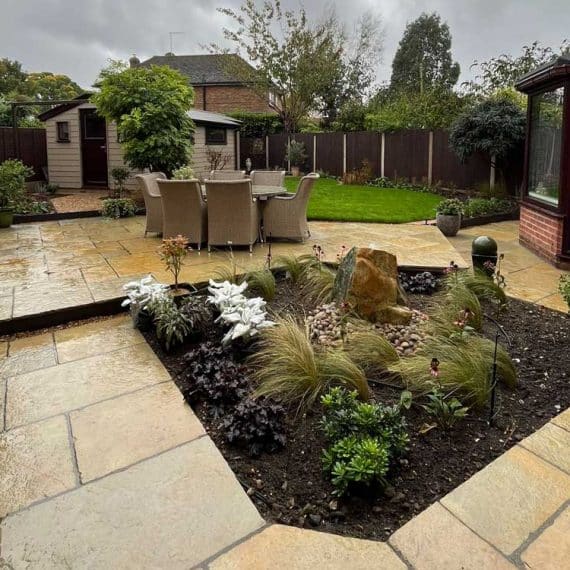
[122,275,169,325]
[207,279,275,344]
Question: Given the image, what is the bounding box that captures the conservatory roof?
[516,53,570,93]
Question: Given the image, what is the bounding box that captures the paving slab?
[210,524,406,570]
[5,342,170,428]
[389,502,515,569]
[521,506,570,569]
[552,407,570,431]
[54,315,143,363]
[0,437,264,569]
[71,381,205,482]
[441,445,570,555]
[0,332,57,378]
[519,422,570,474]
[0,415,76,517]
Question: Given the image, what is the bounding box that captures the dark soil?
[143,280,570,542]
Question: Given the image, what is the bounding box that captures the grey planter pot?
[436,213,461,237]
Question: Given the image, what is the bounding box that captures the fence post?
[313,135,317,172]
[427,131,434,185]
[342,133,347,174]
[380,132,385,178]
[236,130,240,169]
[265,135,269,169]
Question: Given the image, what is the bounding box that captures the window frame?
[56,121,70,143]
[523,82,568,214]
[205,126,227,146]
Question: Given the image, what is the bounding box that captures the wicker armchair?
[262,173,319,242]
[250,170,286,187]
[156,179,207,249]
[209,170,247,181]
[136,172,166,236]
[205,180,260,252]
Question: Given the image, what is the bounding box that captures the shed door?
[80,109,108,187]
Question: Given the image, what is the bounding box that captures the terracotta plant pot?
[291,166,300,177]
[0,208,13,228]
[436,213,461,237]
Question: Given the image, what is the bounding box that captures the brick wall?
[519,203,564,264]
[199,85,273,114]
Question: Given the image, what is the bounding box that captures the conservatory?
[516,53,570,267]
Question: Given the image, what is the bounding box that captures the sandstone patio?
[0,217,567,332]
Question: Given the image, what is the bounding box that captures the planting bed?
[143,276,570,541]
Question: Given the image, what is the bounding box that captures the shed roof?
[140,54,255,86]
[39,95,240,128]
[516,53,570,92]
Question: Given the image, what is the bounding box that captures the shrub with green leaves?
[101,197,136,218]
[423,388,468,430]
[0,159,34,209]
[148,296,191,352]
[320,388,409,496]
[436,198,463,216]
[462,198,514,218]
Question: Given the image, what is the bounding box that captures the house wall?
[191,126,237,180]
[195,85,273,114]
[519,203,565,265]
[45,105,84,188]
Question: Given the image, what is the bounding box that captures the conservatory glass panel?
[527,87,564,206]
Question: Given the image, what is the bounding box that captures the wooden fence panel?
[346,131,381,176]
[291,133,314,172]
[268,133,288,168]
[240,136,266,170]
[431,130,489,190]
[0,127,47,180]
[315,132,343,176]
[384,130,429,182]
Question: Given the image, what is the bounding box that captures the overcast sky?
[2,0,569,90]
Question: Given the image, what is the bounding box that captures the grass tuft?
[344,330,399,374]
[245,269,276,301]
[445,269,507,306]
[251,316,370,410]
[275,255,305,284]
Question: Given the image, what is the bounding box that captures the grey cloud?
[1,0,569,90]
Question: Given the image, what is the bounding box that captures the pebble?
[308,514,322,527]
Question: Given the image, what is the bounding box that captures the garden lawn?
[284,177,442,223]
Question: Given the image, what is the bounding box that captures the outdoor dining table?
[200,184,289,200]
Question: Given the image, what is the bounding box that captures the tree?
[390,12,459,94]
[212,0,382,132]
[0,59,26,96]
[21,72,82,101]
[449,98,526,172]
[365,90,468,131]
[464,40,569,95]
[92,63,194,176]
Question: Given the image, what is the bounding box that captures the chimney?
[129,54,140,68]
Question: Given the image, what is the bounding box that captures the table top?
[201,184,289,200]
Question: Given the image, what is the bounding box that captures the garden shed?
[39,95,240,192]
[516,53,570,267]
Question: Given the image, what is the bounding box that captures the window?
[82,111,106,140]
[205,127,227,145]
[56,121,70,142]
[527,86,564,207]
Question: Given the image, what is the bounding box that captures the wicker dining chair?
[250,170,286,187]
[262,173,319,242]
[156,179,207,249]
[205,180,260,253]
[209,170,247,181]
[136,172,166,236]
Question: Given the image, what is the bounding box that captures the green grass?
[284,176,442,223]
